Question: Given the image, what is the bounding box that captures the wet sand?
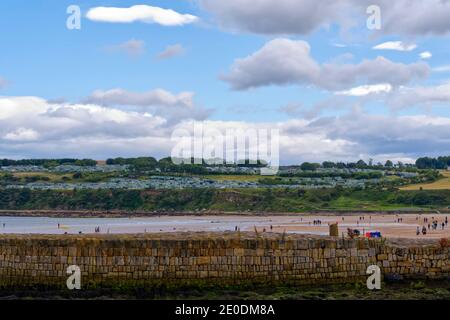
[0,213,448,239]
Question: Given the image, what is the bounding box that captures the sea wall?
[0,233,448,289]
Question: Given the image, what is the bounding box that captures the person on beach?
[422,226,427,235]
[416,227,420,236]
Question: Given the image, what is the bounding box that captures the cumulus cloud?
[0,96,168,157]
[86,88,194,108]
[84,88,210,124]
[388,83,450,111]
[200,0,350,35]
[221,39,429,91]
[221,39,319,90]
[372,41,417,51]
[3,128,39,141]
[0,96,449,162]
[200,0,450,36]
[105,39,145,57]
[86,5,198,26]
[156,44,186,59]
[378,0,450,36]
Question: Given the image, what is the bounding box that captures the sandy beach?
[0,213,448,239]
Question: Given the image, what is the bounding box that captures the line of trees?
[415,156,450,169]
[2,155,449,171]
[299,159,409,171]
[0,158,97,167]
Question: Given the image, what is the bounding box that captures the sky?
[0,0,450,164]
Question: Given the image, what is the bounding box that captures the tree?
[356,160,367,168]
[300,162,320,171]
[322,161,336,168]
[385,160,393,168]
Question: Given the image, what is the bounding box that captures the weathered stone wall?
[0,233,448,288]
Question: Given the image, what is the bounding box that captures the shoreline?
[1,213,448,239]
[0,209,445,218]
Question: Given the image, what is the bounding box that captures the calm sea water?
[0,215,292,235]
[0,215,413,235]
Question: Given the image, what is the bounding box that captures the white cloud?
[86,88,194,108]
[201,0,450,36]
[222,39,320,90]
[157,44,186,59]
[1,95,449,163]
[84,88,210,124]
[200,0,347,35]
[372,41,417,51]
[335,84,392,96]
[419,51,432,59]
[3,128,39,141]
[388,83,450,110]
[222,39,429,91]
[86,5,198,26]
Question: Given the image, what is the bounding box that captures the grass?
[12,172,71,182]
[401,171,450,190]
[11,171,119,183]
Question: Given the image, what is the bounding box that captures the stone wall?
[0,233,448,289]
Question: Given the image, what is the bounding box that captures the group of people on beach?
[416,216,448,236]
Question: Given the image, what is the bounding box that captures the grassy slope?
[401,171,450,190]
[0,186,449,212]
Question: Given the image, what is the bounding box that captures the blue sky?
[0,0,450,163]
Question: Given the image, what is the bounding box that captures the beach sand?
[0,213,449,239]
